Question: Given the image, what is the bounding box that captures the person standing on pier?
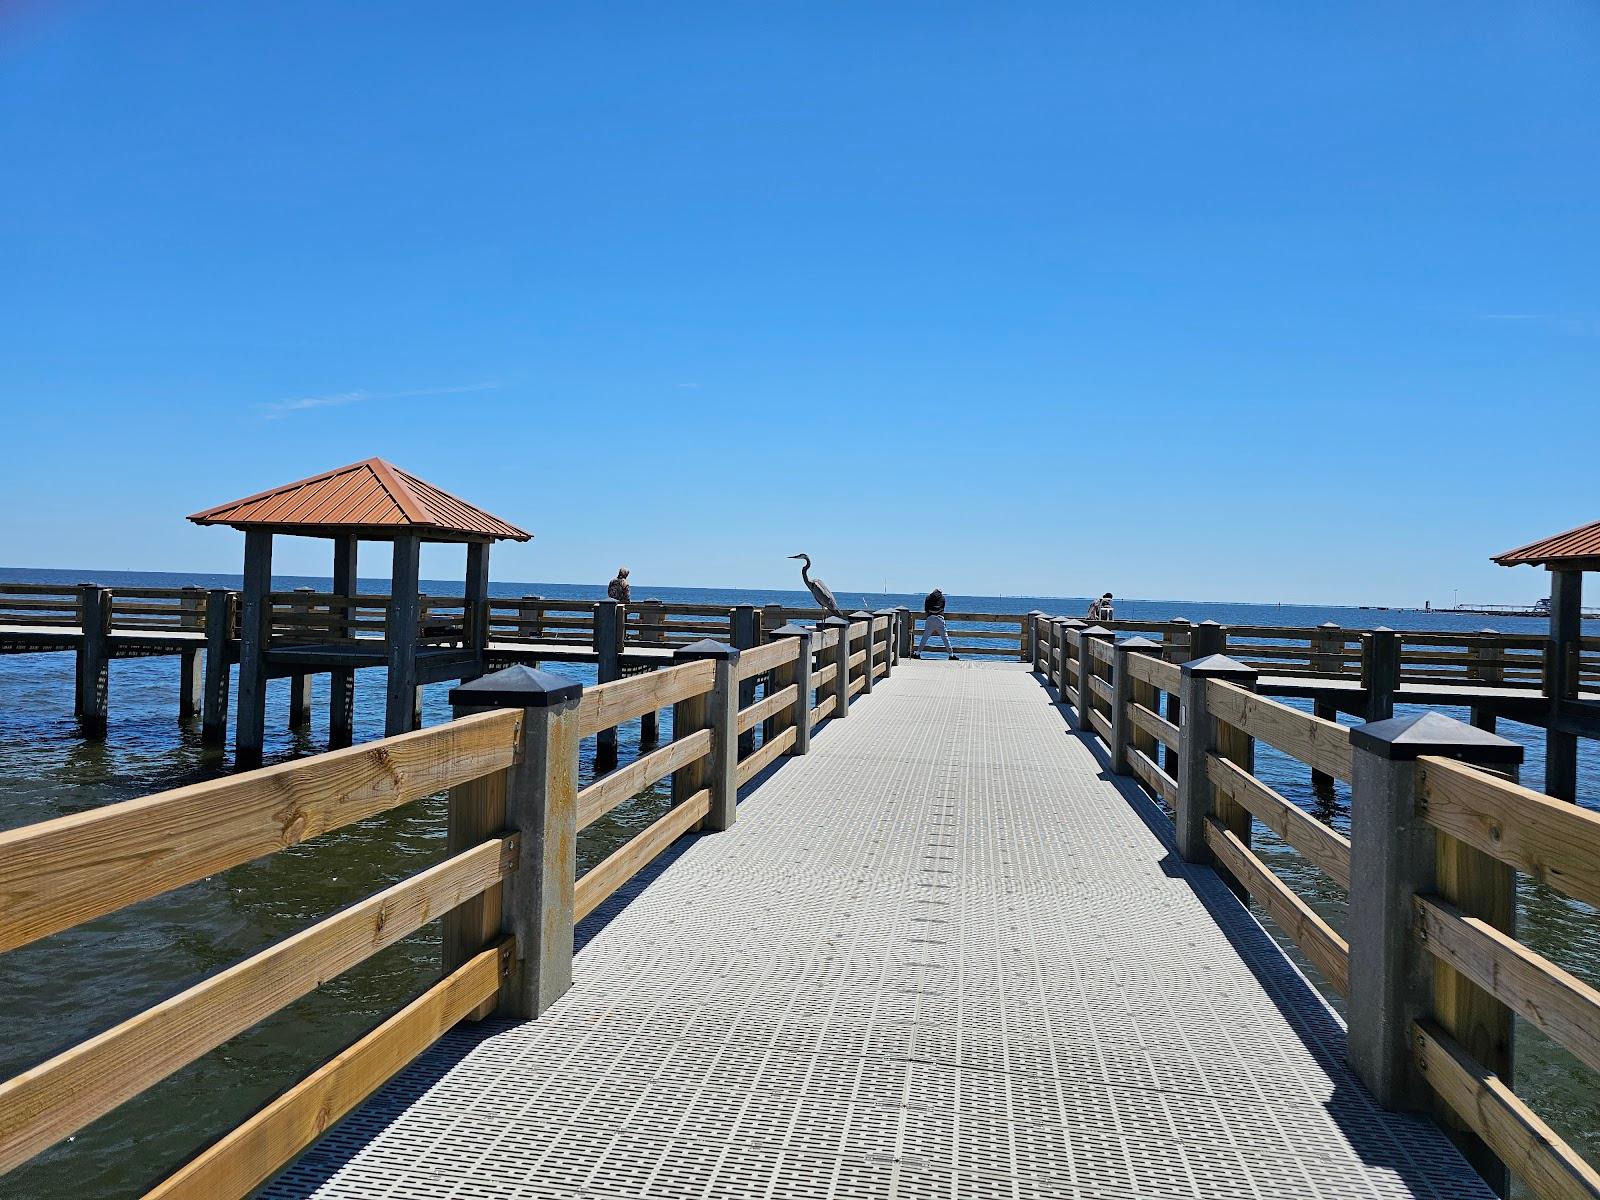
[915,588,958,659]
[607,567,631,603]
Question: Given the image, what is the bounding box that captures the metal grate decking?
[264,660,1490,1200]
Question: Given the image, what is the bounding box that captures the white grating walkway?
[265,660,1489,1200]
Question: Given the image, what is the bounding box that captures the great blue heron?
[788,553,843,618]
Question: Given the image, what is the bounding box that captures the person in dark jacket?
[914,588,957,659]
[607,567,631,604]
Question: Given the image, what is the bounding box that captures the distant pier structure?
[188,458,531,764]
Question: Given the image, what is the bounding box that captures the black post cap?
[1350,711,1524,764]
[674,638,741,662]
[449,664,582,708]
[1115,636,1162,651]
[771,623,814,639]
[1180,653,1259,681]
[818,616,849,628]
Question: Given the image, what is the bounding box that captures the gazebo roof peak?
[1492,518,1600,570]
[188,457,531,542]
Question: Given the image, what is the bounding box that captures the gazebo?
[190,457,530,762]
[1492,520,1597,801]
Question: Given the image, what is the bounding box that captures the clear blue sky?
[2,3,1595,605]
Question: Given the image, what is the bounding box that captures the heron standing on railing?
[788,553,844,619]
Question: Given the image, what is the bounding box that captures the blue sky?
[2,3,1595,605]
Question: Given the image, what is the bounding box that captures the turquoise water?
[0,568,1595,1197]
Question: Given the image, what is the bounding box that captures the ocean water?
[1,567,1596,1198]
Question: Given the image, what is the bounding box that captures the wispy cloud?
[261,381,501,419]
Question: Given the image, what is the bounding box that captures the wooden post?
[1056,619,1084,709]
[852,611,876,694]
[1471,628,1501,732]
[177,586,204,720]
[672,662,712,805]
[448,666,581,1020]
[1025,611,1042,672]
[1174,651,1257,866]
[675,640,739,830]
[329,533,358,749]
[235,531,273,765]
[896,606,913,661]
[820,616,850,718]
[1308,621,1343,795]
[772,625,813,755]
[200,589,233,747]
[1345,712,1522,1119]
[74,583,110,737]
[383,534,422,738]
[1362,627,1400,721]
[287,587,314,730]
[1162,618,1191,775]
[1110,637,1161,774]
[639,599,663,745]
[443,697,510,1021]
[731,605,758,757]
[1544,568,1582,801]
[593,599,623,771]
[876,609,897,676]
[465,540,491,670]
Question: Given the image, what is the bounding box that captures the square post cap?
[1115,636,1162,652]
[874,607,898,617]
[674,638,741,662]
[1319,620,1341,629]
[849,610,875,620]
[1350,711,1524,764]
[1058,618,1087,629]
[1080,625,1114,638]
[771,623,814,639]
[449,664,581,708]
[1026,609,1044,617]
[1180,653,1259,682]
[818,616,850,628]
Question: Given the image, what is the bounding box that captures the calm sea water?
[1,568,1596,1198]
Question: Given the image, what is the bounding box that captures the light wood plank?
[1413,1020,1600,1200]
[0,709,523,955]
[735,639,799,680]
[1207,753,1352,889]
[574,790,710,921]
[1203,817,1350,994]
[0,838,515,1176]
[1128,702,1179,752]
[736,727,796,787]
[576,730,712,830]
[576,661,714,738]
[1206,682,1353,783]
[737,684,799,736]
[1129,747,1176,806]
[142,944,507,1200]
[1419,756,1600,911]
[1125,652,1181,694]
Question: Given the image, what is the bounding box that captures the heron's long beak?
[787,554,804,559]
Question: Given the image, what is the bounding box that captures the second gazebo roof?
[188,457,531,542]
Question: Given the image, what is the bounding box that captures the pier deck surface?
[269,660,1486,1199]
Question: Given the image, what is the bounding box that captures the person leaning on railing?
[607,567,630,603]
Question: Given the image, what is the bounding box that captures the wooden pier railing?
[1029,613,1600,1199]
[0,613,894,1199]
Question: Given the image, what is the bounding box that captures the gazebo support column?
[1544,568,1582,801]
[465,541,491,681]
[329,534,358,749]
[385,534,422,737]
[234,530,273,767]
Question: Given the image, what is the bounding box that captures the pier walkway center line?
[264,659,1487,1200]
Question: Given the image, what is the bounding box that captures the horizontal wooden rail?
[1128,702,1178,752]
[811,696,836,725]
[1088,708,1113,744]
[576,730,712,830]
[0,709,523,955]
[735,638,798,680]
[1412,1021,1600,1200]
[738,684,798,736]
[1207,754,1351,889]
[1418,757,1600,910]
[812,663,837,690]
[1207,682,1353,783]
[1088,675,1114,705]
[737,726,796,787]
[1203,817,1350,994]
[576,661,714,739]
[1125,652,1181,693]
[1129,746,1176,806]
[143,942,510,1200]
[1415,894,1600,1078]
[574,789,711,922]
[0,837,516,1177]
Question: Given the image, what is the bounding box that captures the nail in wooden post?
[772,624,813,754]
[593,599,623,771]
[449,665,581,1019]
[1174,652,1256,865]
[1346,712,1522,1119]
[1110,637,1161,775]
[201,589,233,746]
[235,531,273,765]
[731,605,758,757]
[820,616,850,718]
[675,639,740,829]
[74,584,110,737]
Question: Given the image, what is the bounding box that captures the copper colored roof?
[188,458,531,541]
[1493,519,1600,568]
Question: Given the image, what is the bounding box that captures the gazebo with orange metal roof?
[1492,519,1597,801]
[189,457,530,763]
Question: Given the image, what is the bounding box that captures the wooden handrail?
[1206,681,1353,783]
